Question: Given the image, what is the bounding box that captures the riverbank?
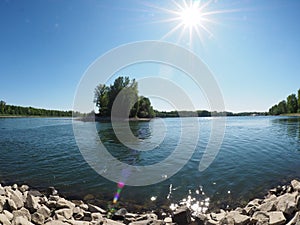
[0,179,299,225]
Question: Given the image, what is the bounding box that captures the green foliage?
[298,89,300,113]
[269,89,300,115]
[94,76,154,118]
[287,94,298,113]
[0,101,72,117]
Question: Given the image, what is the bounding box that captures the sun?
[179,2,202,28]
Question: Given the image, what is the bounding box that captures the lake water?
[0,116,299,212]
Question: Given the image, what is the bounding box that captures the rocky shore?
[0,180,300,225]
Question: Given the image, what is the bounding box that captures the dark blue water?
[0,116,299,211]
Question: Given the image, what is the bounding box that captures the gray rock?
[247,198,262,207]
[258,200,277,212]
[36,205,51,219]
[0,213,12,225]
[172,206,191,225]
[88,204,106,214]
[251,211,269,224]
[12,216,34,225]
[66,220,90,225]
[19,185,29,193]
[268,211,286,225]
[91,212,103,221]
[56,198,75,209]
[210,211,226,221]
[25,194,40,212]
[12,207,31,221]
[219,216,235,225]
[46,200,57,209]
[7,198,18,211]
[286,211,300,225]
[55,208,73,220]
[0,196,7,212]
[129,220,163,225]
[31,212,45,225]
[27,190,42,197]
[44,221,70,225]
[79,204,89,211]
[3,210,13,221]
[206,219,219,225]
[10,189,24,209]
[12,184,18,191]
[73,207,84,220]
[291,180,300,192]
[102,218,125,225]
[276,192,297,215]
[48,195,60,202]
[0,185,5,196]
[227,211,249,225]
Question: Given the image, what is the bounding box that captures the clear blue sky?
[1,0,300,112]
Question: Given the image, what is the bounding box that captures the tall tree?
[277,100,287,115]
[298,89,300,113]
[0,100,6,114]
[94,84,109,116]
[287,94,298,113]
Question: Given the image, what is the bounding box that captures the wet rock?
[268,211,286,225]
[55,208,73,220]
[291,180,300,192]
[31,212,45,225]
[172,207,191,225]
[0,213,11,225]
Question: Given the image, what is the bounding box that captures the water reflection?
[272,117,300,141]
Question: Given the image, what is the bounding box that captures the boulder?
[0,196,7,212]
[3,210,13,221]
[12,216,34,225]
[0,185,5,196]
[258,200,277,212]
[286,211,300,225]
[27,190,42,197]
[66,220,90,225]
[56,198,75,210]
[210,211,226,222]
[12,207,31,221]
[91,212,103,222]
[44,221,70,225]
[10,189,24,209]
[0,213,11,225]
[102,218,125,225]
[73,207,84,220]
[37,205,51,219]
[172,206,191,225]
[88,204,106,214]
[251,211,269,224]
[55,208,73,220]
[7,198,18,211]
[219,216,235,225]
[268,211,286,225]
[25,194,40,212]
[276,193,297,215]
[19,185,29,193]
[291,180,300,192]
[31,212,45,225]
[226,211,249,225]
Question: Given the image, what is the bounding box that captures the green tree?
[277,100,287,114]
[137,96,155,118]
[287,94,298,113]
[298,89,300,113]
[0,100,6,114]
[94,84,109,116]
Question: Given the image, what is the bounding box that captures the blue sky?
[1,0,300,112]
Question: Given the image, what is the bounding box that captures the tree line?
[269,89,300,115]
[94,76,155,118]
[0,100,73,117]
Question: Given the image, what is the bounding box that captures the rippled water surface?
[0,116,299,211]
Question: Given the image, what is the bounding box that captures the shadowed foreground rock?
[0,180,299,225]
